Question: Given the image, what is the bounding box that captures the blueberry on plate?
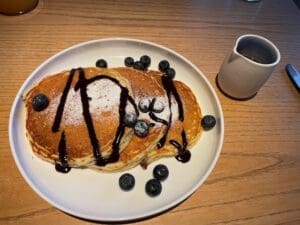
[158,60,170,72]
[140,55,151,69]
[138,99,151,113]
[133,61,144,71]
[134,120,149,137]
[123,112,137,127]
[153,164,169,181]
[119,173,135,191]
[201,115,216,130]
[125,57,134,67]
[165,68,176,79]
[96,59,108,68]
[32,94,49,111]
[145,179,162,197]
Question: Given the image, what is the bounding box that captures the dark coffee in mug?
[236,36,278,64]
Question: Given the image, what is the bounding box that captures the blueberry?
[152,100,164,113]
[125,57,134,67]
[201,115,216,130]
[159,60,170,72]
[124,112,137,127]
[134,120,149,137]
[32,94,49,111]
[145,179,162,197]
[119,173,135,191]
[96,59,107,68]
[138,99,151,113]
[140,55,151,69]
[165,68,176,79]
[153,164,169,181]
[133,61,144,71]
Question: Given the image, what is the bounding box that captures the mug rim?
[234,34,281,67]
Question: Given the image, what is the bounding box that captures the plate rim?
[8,37,224,222]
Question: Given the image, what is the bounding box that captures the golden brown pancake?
[90,67,169,172]
[25,66,202,173]
[143,71,202,165]
[25,67,134,168]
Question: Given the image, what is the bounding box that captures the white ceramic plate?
[9,38,224,222]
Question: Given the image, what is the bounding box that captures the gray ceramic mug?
[217,34,281,100]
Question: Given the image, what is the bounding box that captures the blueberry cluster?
[145,164,169,197]
[159,60,176,79]
[123,97,166,138]
[119,164,169,197]
[124,55,151,71]
[123,111,150,138]
[138,98,164,114]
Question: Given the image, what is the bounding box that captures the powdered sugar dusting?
[46,79,122,126]
[63,88,83,125]
[156,95,179,126]
[170,95,179,123]
[87,79,121,116]
[154,96,179,122]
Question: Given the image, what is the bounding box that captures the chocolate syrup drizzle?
[170,130,191,163]
[55,132,71,173]
[52,68,138,172]
[52,69,76,172]
[147,98,168,126]
[149,111,168,126]
[157,75,191,163]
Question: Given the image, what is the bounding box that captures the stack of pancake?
[25,66,202,173]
